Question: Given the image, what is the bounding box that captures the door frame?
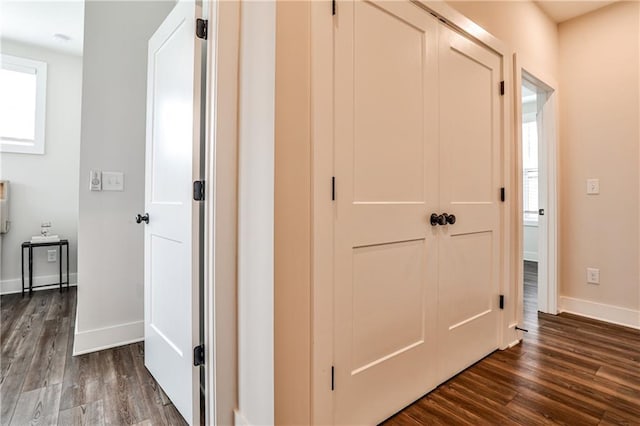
[203,1,240,425]
[513,54,559,323]
[310,1,513,423]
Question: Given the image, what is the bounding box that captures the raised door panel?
[333,1,439,424]
[437,24,502,382]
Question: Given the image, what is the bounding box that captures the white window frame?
[0,54,47,155]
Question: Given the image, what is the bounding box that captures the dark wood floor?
[384,261,640,425]
[0,288,187,425]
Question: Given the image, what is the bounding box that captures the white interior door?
[333,1,439,424]
[144,2,202,424]
[437,24,502,382]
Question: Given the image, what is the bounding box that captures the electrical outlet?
[47,250,57,263]
[586,179,600,195]
[587,267,600,284]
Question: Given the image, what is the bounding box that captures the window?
[522,119,538,222]
[0,54,47,154]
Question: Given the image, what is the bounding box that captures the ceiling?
[535,1,618,23]
[0,1,84,56]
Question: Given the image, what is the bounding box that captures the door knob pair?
[136,213,149,224]
[430,213,456,226]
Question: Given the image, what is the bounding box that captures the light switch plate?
[586,178,599,195]
[102,172,124,191]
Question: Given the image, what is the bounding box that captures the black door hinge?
[193,344,205,366]
[499,295,504,310]
[194,180,205,201]
[332,0,336,15]
[196,18,208,40]
[500,187,505,202]
[500,81,505,96]
[331,366,335,390]
[331,177,336,201]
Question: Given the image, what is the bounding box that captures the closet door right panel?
[437,24,503,383]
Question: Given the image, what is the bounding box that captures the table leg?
[21,247,25,297]
[59,243,62,292]
[29,245,33,296]
[66,243,70,291]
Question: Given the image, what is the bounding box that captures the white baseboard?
[234,410,251,426]
[72,320,144,355]
[1,273,77,295]
[523,252,538,262]
[559,296,640,330]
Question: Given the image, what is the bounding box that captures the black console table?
[21,239,70,296]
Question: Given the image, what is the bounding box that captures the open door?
[143,1,204,424]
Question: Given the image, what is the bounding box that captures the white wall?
[523,224,538,262]
[0,40,82,294]
[74,1,174,354]
[558,2,640,328]
[236,1,276,425]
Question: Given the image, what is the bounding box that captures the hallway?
[383,262,640,425]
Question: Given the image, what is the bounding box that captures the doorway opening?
[520,70,558,327]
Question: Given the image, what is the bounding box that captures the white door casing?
[332,2,504,424]
[333,1,439,423]
[144,2,203,424]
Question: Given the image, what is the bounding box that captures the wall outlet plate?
[586,267,600,284]
[47,249,57,263]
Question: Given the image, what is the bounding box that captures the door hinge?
[196,18,208,40]
[193,344,205,366]
[331,366,335,390]
[499,295,504,310]
[332,177,336,201]
[500,81,505,96]
[332,0,336,16]
[500,187,505,202]
[194,180,205,201]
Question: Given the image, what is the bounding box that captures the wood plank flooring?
[383,261,640,425]
[0,288,187,426]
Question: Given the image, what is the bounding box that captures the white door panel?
[438,25,502,382]
[144,2,202,424]
[334,1,439,424]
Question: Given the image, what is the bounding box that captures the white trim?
[513,53,560,337]
[234,409,251,426]
[559,296,640,330]
[523,252,538,263]
[72,320,144,355]
[0,272,77,295]
[506,322,520,348]
[204,1,240,425]
[0,54,47,155]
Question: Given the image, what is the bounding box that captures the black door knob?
[430,213,445,226]
[136,213,149,224]
[443,213,456,225]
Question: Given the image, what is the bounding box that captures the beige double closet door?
[332,1,503,424]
